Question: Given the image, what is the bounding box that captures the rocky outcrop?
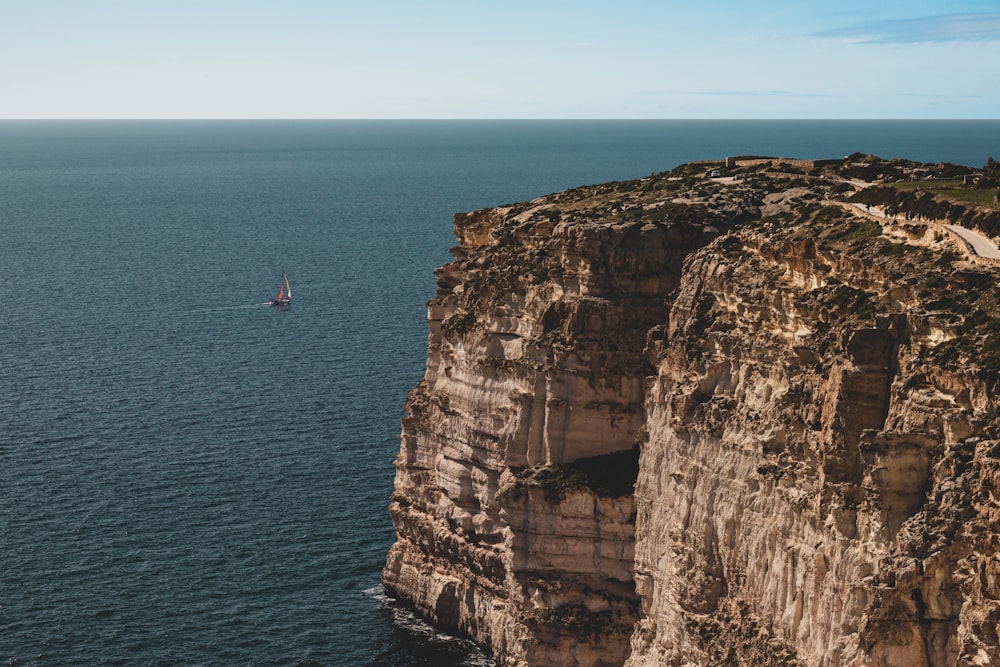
[383,174,754,666]
[385,158,1000,666]
[629,223,1000,667]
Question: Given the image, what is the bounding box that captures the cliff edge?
[384,157,1000,667]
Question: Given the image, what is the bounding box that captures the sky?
[1,0,998,119]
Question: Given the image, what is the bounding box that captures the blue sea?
[2,120,999,666]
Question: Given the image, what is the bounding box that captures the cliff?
[384,157,1000,667]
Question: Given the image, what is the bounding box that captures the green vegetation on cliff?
[514,448,641,499]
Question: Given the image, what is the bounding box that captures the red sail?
[277,282,284,300]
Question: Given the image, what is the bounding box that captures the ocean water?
[1,120,998,667]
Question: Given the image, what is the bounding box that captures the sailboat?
[268,271,292,306]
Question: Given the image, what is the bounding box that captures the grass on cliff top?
[891,180,1000,210]
[830,216,882,243]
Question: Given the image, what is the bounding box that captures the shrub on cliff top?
[830,217,881,243]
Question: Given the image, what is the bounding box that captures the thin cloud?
[695,90,833,98]
[818,12,1000,43]
[898,92,985,100]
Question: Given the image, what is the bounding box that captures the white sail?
[269,270,292,305]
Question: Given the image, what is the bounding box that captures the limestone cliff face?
[628,207,1000,667]
[383,176,752,665]
[385,158,1000,667]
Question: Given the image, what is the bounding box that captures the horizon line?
[1,117,999,122]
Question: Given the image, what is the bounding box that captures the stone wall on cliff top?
[384,158,1000,667]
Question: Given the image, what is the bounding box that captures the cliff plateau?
[384,157,1000,667]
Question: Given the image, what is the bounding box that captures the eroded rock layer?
[385,157,1000,667]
